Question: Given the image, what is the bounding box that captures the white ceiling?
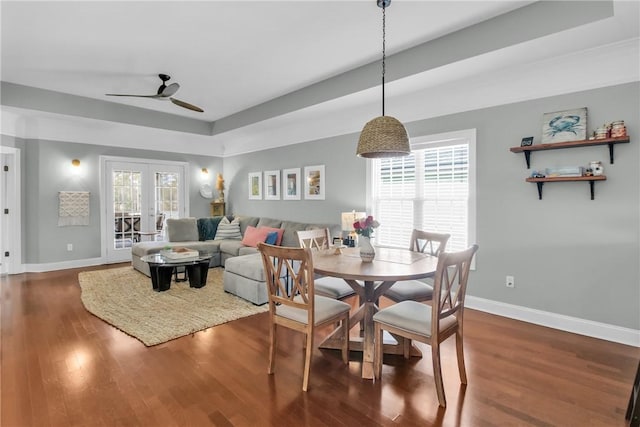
[1,1,639,157]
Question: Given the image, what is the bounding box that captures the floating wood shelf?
[525,175,606,200]
[510,136,630,169]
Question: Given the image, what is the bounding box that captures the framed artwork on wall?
[541,107,587,144]
[264,170,280,200]
[304,165,325,200]
[282,168,301,200]
[248,172,262,200]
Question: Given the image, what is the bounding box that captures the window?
[369,129,476,254]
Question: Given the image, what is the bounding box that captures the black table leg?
[186,260,210,288]
[149,265,173,292]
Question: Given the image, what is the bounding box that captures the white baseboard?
[23,257,108,273]
[466,295,640,347]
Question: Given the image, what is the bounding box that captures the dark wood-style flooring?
[1,264,638,426]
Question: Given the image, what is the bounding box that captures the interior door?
[104,160,186,263]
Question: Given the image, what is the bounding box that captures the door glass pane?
[154,172,179,241]
[113,170,142,248]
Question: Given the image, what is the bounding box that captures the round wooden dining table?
[311,246,439,379]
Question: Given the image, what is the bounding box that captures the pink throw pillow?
[241,226,269,248]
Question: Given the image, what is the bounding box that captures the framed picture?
[304,165,325,200]
[264,170,280,200]
[542,107,587,144]
[282,167,301,200]
[521,136,534,147]
[248,172,262,200]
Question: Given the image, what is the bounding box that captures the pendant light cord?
[381,4,386,116]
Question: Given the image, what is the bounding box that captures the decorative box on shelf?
[160,247,199,260]
[544,166,584,177]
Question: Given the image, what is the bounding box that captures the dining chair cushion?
[373,300,457,339]
[276,295,350,325]
[384,280,434,302]
[314,276,356,299]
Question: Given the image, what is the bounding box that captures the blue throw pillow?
[265,231,279,245]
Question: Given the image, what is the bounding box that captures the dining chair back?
[384,229,451,303]
[373,244,479,407]
[296,229,356,301]
[409,229,450,256]
[257,242,350,391]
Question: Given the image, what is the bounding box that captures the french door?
[103,158,187,263]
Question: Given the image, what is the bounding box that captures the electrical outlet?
[67,243,73,252]
[506,275,515,288]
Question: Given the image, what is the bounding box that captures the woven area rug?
[78,266,268,346]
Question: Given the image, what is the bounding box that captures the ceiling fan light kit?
[105,74,204,113]
[356,0,410,159]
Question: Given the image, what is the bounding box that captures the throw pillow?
[215,216,242,240]
[265,231,279,245]
[241,226,269,247]
[258,226,284,245]
[166,218,199,242]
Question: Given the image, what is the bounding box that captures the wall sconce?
[201,167,209,177]
[71,159,80,167]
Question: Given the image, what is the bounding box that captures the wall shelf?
[525,175,606,200]
[510,136,630,169]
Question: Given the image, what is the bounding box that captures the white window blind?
[371,130,476,253]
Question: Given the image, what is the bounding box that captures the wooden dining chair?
[373,244,479,407]
[257,242,350,392]
[383,230,450,303]
[296,228,356,301]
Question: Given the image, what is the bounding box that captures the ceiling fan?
[105,74,204,113]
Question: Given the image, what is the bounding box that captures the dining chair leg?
[268,323,277,374]
[455,328,467,384]
[374,323,383,379]
[402,337,411,359]
[432,342,446,408]
[302,332,314,391]
[341,317,349,364]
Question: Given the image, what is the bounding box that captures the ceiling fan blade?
[105,93,161,98]
[170,98,204,113]
[158,82,180,97]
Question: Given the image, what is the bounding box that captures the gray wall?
[224,133,368,223]
[223,82,639,330]
[17,139,222,263]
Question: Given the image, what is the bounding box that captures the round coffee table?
[141,252,213,292]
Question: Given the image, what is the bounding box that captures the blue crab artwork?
[546,114,584,137]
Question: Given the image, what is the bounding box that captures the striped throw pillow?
[214,217,242,240]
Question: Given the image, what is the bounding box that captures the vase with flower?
[353,215,380,262]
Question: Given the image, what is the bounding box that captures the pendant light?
[356,0,410,158]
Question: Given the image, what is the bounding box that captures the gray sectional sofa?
[131,215,341,304]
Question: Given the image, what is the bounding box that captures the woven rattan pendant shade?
[357,115,409,158]
[356,0,410,159]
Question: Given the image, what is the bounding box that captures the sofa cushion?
[218,239,246,256]
[167,218,199,242]
[234,215,260,235]
[280,221,310,247]
[216,217,242,240]
[197,216,224,241]
[256,217,283,229]
[224,253,266,281]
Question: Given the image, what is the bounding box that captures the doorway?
[0,146,22,275]
[102,157,188,263]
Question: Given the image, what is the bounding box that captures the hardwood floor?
[1,264,638,426]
